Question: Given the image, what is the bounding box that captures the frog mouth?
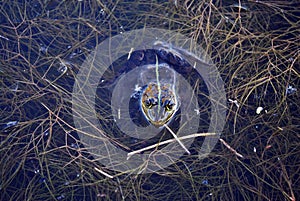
[148,114,175,127]
[141,103,176,127]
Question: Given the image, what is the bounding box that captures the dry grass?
[0,0,299,200]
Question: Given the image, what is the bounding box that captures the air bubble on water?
[70,143,79,149]
[202,179,208,185]
[44,131,49,136]
[64,181,70,186]
[58,60,71,75]
[286,85,297,95]
[288,57,294,63]
[67,45,72,49]
[7,121,18,126]
[100,9,105,16]
[3,121,18,130]
[224,16,230,23]
[256,106,263,114]
[34,169,40,174]
[69,52,77,59]
[96,9,105,22]
[57,194,65,200]
[39,177,46,183]
[119,26,124,34]
[58,65,67,75]
[39,44,48,54]
[97,193,106,198]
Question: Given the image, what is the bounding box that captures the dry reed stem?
[127,132,216,159]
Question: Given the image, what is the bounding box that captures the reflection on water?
[95,47,210,152]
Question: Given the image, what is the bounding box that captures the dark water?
[0,0,299,201]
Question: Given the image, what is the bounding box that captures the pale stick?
[127,132,216,159]
[164,124,191,155]
[94,167,114,179]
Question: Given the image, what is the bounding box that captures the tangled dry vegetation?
[0,0,299,200]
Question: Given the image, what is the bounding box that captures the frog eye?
[165,104,173,112]
[145,101,152,108]
[164,100,174,112]
[145,98,155,109]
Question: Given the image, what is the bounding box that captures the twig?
[219,138,244,158]
[164,124,191,155]
[116,177,125,201]
[94,167,114,179]
[127,132,216,159]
